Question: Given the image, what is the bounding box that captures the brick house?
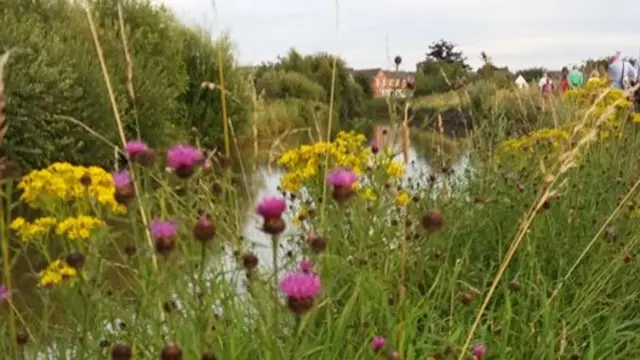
[349,68,415,98]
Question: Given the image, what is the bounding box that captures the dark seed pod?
[111,344,132,360]
[160,343,182,360]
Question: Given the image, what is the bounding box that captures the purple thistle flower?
[327,168,358,203]
[280,272,321,299]
[370,336,386,352]
[150,220,178,240]
[280,272,321,315]
[256,196,286,220]
[473,344,487,359]
[112,170,135,205]
[112,170,131,189]
[298,257,312,273]
[326,168,358,188]
[0,285,10,302]
[125,140,149,158]
[167,144,204,178]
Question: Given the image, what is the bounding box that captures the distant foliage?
[476,51,514,88]
[582,57,610,74]
[256,70,326,101]
[516,67,546,82]
[179,28,252,151]
[0,0,247,170]
[414,40,470,96]
[254,49,366,130]
[414,60,467,96]
[353,72,374,99]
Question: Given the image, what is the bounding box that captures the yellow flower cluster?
[9,217,57,242]
[38,259,78,287]
[17,162,126,214]
[386,160,405,179]
[498,78,636,164]
[395,191,410,206]
[56,216,106,240]
[278,131,371,192]
[497,127,570,158]
[10,215,105,242]
[564,77,634,137]
[358,186,377,201]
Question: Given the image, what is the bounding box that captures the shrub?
[1,0,248,170]
[179,29,252,152]
[0,0,194,169]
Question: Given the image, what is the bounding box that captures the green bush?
[0,0,248,170]
[179,29,252,152]
[256,69,327,102]
[253,50,366,129]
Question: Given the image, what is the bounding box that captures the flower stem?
[271,235,280,360]
[199,242,207,353]
[0,182,18,358]
[398,210,408,355]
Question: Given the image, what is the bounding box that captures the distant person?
[608,52,638,90]
[633,63,640,112]
[538,72,554,99]
[568,65,584,89]
[560,67,570,93]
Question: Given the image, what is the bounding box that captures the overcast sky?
[155,0,639,71]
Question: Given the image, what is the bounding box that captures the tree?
[353,72,373,99]
[253,50,365,126]
[1,0,198,169]
[413,60,468,96]
[421,39,470,70]
[413,40,471,96]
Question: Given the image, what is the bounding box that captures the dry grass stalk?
[117,4,135,105]
[251,83,261,168]
[83,5,160,276]
[0,50,12,144]
[401,102,411,164]
[227,117,252,203]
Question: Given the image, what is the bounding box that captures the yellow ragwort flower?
[386,161,405,179]
[277,131,371,192]
[17,162,126,214]
[358,187,377,201]
[38,259,78,287]
[395,191,410,207]
[56,216,106,241]
[10,216,58,242]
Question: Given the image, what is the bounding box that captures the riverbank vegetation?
[2,1,640,360]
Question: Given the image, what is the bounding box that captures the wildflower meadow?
[3,2,640,360]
